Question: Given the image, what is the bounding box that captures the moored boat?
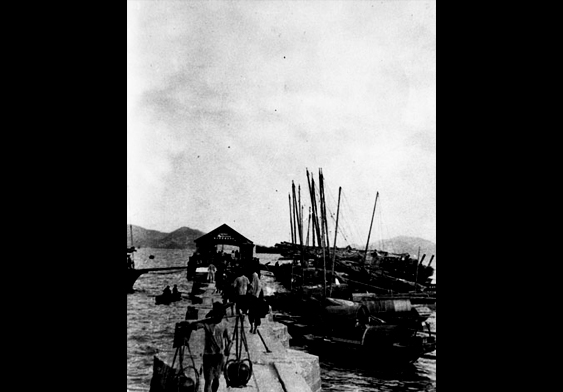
[127,268,146,293]
[274,296,435,367]
[273,168,436,299]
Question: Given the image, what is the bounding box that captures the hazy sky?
[127,1,436,247]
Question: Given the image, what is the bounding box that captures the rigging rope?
[341,189,365,246]
[323,177,354,248]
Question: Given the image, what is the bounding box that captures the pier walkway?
[155,282,322,392]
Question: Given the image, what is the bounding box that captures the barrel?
[322,304,361,332]
[360,299,412,314]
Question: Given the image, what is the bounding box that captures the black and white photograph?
[127,1,436,391]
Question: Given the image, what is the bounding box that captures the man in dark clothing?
[187,302,232,392]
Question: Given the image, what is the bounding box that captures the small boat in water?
[155,292,182,305]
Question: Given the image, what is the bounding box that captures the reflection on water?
[127,249,435,392]
[316,354,436,392]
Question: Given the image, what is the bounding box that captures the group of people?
[183,269,268,392]
[162,284,180,297]
[229,271,267,334]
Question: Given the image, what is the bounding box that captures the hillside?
[156,227,206,249]
[352,236,436,260]
[126,225,168,248]
[127,225,205,249]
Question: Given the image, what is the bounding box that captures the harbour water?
[127,248,436,391]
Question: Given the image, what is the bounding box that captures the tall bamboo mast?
[289,192,295,290]
[292,182,300,251]
[319,169,330,251]
[288,194,294,244]
[298,185,305,284]
[298,185,302,239]
[415,254,426,292]
[307,170,322,247]
[305,207,311,247]
[292,181,306,273]
[129,223,135,263]
[363,192,379,264]
[318,169,328,297]
[329,186,342,297]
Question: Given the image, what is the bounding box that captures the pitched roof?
[194,223,254,245]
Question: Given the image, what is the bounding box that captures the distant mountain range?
[126,225,205,249]
[127,225,436,262]
[352,236,436,259]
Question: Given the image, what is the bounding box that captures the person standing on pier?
[208,263,217,283]
[250,272,262,297]
[187,302,232,392]
[248,271,264,334]
[233,273,250,314]
[215,261,224,294]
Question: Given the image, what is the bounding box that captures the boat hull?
[298,333,435,367]
[127,269,145,293]
[155,293,182,305]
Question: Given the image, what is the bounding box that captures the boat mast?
[288,194,294,244]
[305,207,311,247]
[319,169,330,251]
[329,186,342,297]
[288,193,294,291]
[363,192,379,264]
[127,183,134,262]
[415,254,426,292]
[298,184,303,239]
[319,169,328,298]
[129,223,135,262]
[292,182,304,267]
[298,185,305,285]
[307,169,322,248]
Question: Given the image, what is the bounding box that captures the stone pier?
[155,282,322,392]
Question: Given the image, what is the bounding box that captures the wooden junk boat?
[272,246,435,301]
[275,297,435,367]
[272,168,436,305]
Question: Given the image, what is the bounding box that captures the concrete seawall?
[154,282,322,392]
